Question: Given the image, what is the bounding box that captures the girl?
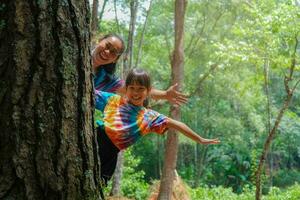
[95,68,220,185]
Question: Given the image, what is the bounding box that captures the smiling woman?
[92,34,125,67]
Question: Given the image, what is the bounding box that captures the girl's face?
[92,36,123,66]
[125,82,151,106]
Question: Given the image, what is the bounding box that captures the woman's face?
[92,36,124,66]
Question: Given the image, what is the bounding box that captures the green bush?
[273,169,300,188]
[189,183,300,200]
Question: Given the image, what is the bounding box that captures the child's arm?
[150,83,188,106]
[166,117,220,145]
[116,83,188,106]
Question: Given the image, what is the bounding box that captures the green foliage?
[121,149,150,200]
[189,183,300,200]
[273,169,300,188]
[97,0,300,195]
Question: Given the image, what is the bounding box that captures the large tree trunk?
[0,1,101,199]
[157,0,187,199]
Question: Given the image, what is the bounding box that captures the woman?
[92,34,188,106]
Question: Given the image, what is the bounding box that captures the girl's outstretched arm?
[150,83,188,106]
[116,83,188,106]
[166,117,220,145]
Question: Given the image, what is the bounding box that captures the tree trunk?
[114,0,121,34]
[0,1,101,199]
[110,152,124,196]
[124,0,138,72]
[98,0,108,28]
[157,0,187,199]
[135,0,153,67]
[255,37,299,200]
[91,0,99,36]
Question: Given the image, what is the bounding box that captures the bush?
[189,183,300,200]
[273,169,300,188]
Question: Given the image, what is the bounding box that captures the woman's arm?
[166,117,220,145]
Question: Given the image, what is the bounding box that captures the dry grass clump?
[148,173,191,200]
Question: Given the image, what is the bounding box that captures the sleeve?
[94,68,124,93]
[95,90,116,112]
[147,110,169,135]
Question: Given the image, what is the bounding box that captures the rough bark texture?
[157,0,187,199]
[0,0,101,199]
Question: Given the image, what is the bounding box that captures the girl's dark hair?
[125,68,151,90]
[97,34,125,75]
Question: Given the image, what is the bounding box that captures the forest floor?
[107,175,191,200]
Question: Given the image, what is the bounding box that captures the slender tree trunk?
[110,1,138,195]
[255,37,299,200]
[114,0,121,34]
[91,0,99,37]
[124,0,138,71]
[158,0,187,199]
[98,0,108,27]
[135,0,153,67]
[263,59,273,188]
[110,152,124,196]
[0,0,101,199]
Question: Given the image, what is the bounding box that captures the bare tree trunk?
[158,0,187,199]
[91,0,108,48]
[114,0,121,34]
[110,152,124,196]
[263,59,273,188]
[135,0,153,67]
[98,0,108,27]
[91,0,99,37]
[110,1,138,196]
[0,0,101,199]
[255,37,299,200]
[124,0,138,71]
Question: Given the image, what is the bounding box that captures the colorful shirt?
[95,91,168,150]
[94,68,124,93]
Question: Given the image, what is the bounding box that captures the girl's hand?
[200,138,220,145]
[166,83,189,106]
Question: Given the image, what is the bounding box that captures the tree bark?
[0,1,101,199]
[157,0,187,199]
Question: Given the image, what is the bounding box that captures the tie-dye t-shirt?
[94,68,124,93]
[95,90,168,150]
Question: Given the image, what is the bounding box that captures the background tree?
[0,1,101,199]
[158,0,187,199]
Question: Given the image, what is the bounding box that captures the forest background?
[92,0,300,199]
